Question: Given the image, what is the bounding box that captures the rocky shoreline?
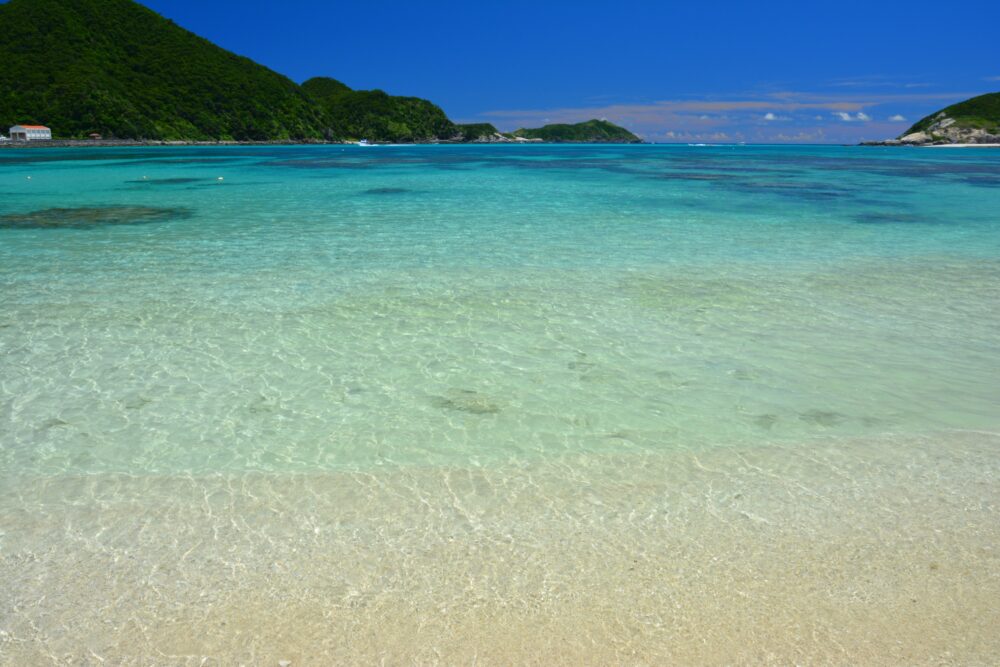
[861,140,1000,147]
[861,137,1000,147]
[861,111,1000,147]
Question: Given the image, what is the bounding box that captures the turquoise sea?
[2,144,1000,663]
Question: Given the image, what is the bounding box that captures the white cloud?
[889,114,907,122]
[476,91,974,143]
[984,75,1000,82]
[834,112,872,122]
[830,77,931,89]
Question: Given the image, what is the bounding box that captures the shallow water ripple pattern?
[1,144,999,664]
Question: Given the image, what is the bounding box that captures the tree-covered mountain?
[302,77,457,142]
[895,92,1000,145]
[0,0,329,140]
[512,119,642,143]
[0,0,643,144]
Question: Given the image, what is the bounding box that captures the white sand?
[3,431,999,665]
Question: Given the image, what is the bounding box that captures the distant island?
[0,0,642,145]
[456,120,641,144]
[863,92,1000,146]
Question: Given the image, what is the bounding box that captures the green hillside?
[302,77,456,142]
[455,123,502,141]
[0,0,644,144]
[0,0,330,140]
[300,77,353,99]
[903,92,1000,136]
[512,119,641,143]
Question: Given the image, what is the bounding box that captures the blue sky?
[78,1,1000,142]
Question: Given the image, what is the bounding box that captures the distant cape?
[863,92,1000,146]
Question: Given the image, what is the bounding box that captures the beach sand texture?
[3,432,999,665]
[2,144,999,664]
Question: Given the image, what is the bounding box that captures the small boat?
[356,140,373,147]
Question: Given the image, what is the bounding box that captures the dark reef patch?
[0,153,131,166]
[265,155,428,170]
[363,187,411,195]
[265,155,480,172]
[0,205,193,229]
[854,211,933,225]
[729,180,850,201]
[430,389,502,415]
[754,414,779,430]
[961,175,1000,188]
[127,157,247,166]
[798,409,847,427]
[759,154,1000,182]
[126,177,204,185]
[650,172,736,182]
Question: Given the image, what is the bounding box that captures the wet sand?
[3,431,998,665]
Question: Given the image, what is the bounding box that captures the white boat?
[356,140,373,147]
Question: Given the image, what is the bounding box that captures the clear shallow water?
[1,144,1000,663]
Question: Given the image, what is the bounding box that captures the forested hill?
[0,0,328,140]
[512,120,642,143]
[0,0,643,143]
[302,77,457,143]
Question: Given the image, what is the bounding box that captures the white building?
[9,125,52,141]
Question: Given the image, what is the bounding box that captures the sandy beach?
[3,432,999,665]
[3,142,999,665]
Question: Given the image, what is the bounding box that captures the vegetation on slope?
[299,77,352,99]
[454,123,502,141]
[0,0,645,144]
[902,92,1000,137]
[0,0,328,140]
[302,77,456,142]
[512,119,641,143]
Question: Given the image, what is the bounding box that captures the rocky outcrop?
[468,132,515,143]
[863,92,1000,146]
[862,119,1000,146]
[897,113,1000,145]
